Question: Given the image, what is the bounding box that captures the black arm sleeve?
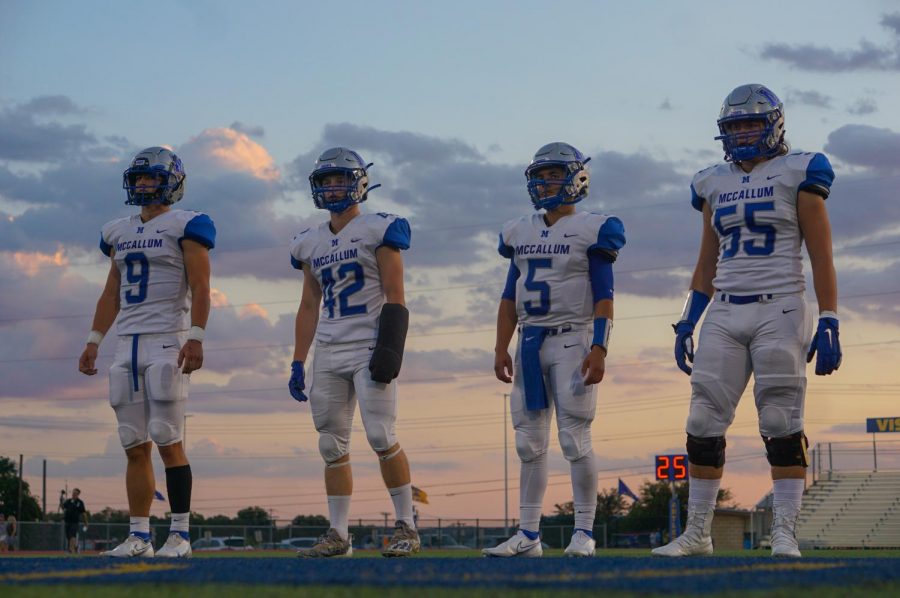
[369,303,409,383]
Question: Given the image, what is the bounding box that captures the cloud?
[824,124,900,172]
[180,127,279,181]
[847,98,878,115]
[759,13,900,72]
[229,121,265,138]
[785,88,833,109]
[0,95,97,161]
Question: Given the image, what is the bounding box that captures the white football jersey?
[499,212,625,327]
[290,212,411,343]
[100,209,216,336]
[691,152,834,295]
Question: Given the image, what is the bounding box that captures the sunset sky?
[2,1,899,523]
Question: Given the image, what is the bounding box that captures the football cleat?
[564,530,596,557]
[651,506,714,557]
[297,528,353,558]
[156,533,192,558]
[101,534,155,558]
[482,531,543,558]
[381,521,420,557]
[770,506,802,558]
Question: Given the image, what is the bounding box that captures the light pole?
[503,393,509,537]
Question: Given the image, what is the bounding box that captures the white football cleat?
[156,533,192,558]
[102,534,154,558]
[564,530,596,557]
[651,506,714,557]
[770,506,801,558]
[482,531,542,558]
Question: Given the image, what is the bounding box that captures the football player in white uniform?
[289,147,419,558]
[652,84,839,559]
[79,147,215,558]
[487,142,625,558]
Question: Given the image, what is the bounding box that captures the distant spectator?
[0,514,16,551]
[62,488,89,553]
[0,514,7,551]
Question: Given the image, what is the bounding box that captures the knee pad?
[558,426,591,462]
[364,423,396,453]
[148,419,182,446]
[318,432,349,464]
[763,431,809,467]
[515,431,547,463]
[117,424,147,449]
[755,376,805,438]
[687,434,726,468]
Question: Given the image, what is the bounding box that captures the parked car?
[418,533,469,550]
[277,537,319,550]
[191,536,253,551]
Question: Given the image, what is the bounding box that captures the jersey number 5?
[714,201,776,259]
[523,258,551,316]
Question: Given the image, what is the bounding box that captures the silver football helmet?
[525,142,591,211]
[715,84,787,162]
[309,147,381,213]
[122,147,186,206]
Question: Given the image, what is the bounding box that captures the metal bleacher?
[797,470,900,548]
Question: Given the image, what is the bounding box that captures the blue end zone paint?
[4,557,900,592]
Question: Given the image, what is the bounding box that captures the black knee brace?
[686,434,726,468]
[763,431,809,467]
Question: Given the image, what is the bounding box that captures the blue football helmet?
[525,142,591,211]
[715,84,787,163]
[309,147,381,213]
[122,147,186,206]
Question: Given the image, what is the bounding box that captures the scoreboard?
[655,454,688,481]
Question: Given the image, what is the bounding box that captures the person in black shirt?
[62,488,89,553]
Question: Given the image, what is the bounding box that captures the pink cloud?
[180,127,279,180]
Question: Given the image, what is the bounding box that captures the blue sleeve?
[381,217,411,250]
[799,153,834,199]
[588,216,625,262]
[182,214,216,249]
[498,233,514,259]
[588,253,614,302]
[690,183,705,212]
[99,234,112,257]
[501,260,520,301]
[291,255,304,270]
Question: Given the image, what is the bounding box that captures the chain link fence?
[15,519,608,552]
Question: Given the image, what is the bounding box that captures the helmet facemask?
[526,157,590,211]
[715,84,786,163]
[122,148,186,206]
[309,147,380,213]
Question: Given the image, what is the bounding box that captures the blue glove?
[807,316,841,375]
[289,360,308,402]
[672,321,696,375]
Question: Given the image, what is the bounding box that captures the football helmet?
[122,147,186,206]
[715,84,786,163]
[309,147,381,213]
[525,142,591,211]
